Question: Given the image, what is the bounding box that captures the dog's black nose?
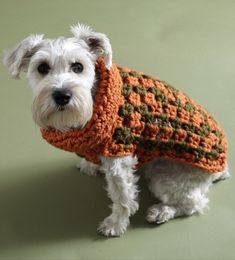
[52,89,72,106]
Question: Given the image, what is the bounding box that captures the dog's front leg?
[98,156,139,237]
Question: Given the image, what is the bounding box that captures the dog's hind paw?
[146,203,177,224]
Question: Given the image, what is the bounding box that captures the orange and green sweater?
[41,58,227,173]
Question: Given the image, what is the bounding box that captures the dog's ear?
[3,34,44,79]
[71,24,112,70]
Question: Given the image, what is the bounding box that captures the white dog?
[3,24,230,237]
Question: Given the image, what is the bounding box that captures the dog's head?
[3,24,112,132]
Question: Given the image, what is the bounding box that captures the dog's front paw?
[76,158,100,177]
[97,215,129,237]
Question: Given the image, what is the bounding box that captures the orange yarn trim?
[41,58,227,173]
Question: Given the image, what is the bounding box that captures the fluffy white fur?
[3,24,230,237]
[98,156,139,236]
[77,158,101,177]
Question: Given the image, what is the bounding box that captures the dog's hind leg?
[146,189,209,224]
[144,159,214,224]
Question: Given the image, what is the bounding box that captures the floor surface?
[0,1,235,259]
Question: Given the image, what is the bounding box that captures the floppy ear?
[3,34,44,79]
[70,24,112,70]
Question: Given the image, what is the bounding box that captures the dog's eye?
[37,62,50,75]
[71,62,83,73]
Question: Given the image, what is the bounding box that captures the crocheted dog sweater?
[41,58,227,173]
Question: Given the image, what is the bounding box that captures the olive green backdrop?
[0,0,234,259]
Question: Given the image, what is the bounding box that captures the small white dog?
[3,24,230,237]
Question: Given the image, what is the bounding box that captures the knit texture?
[41,58,227,173]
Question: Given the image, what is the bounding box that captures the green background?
[0,0,235,259]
